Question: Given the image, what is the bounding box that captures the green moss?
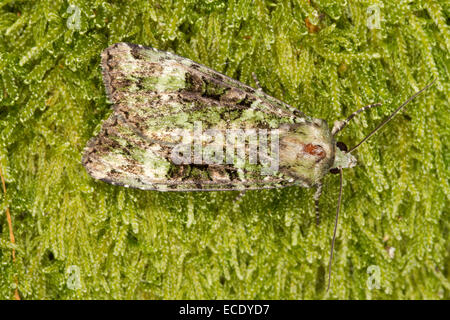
[0,0,448,299]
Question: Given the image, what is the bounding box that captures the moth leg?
[314,183,323,225]
[332,103,382,135]
[252,72,263,91]
[231,190,247,211]
[234,190,247,202]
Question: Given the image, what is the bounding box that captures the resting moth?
[82,42,435,290]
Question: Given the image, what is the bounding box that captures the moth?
[82,42,435,290]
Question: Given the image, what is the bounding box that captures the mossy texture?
[0,0,448,299]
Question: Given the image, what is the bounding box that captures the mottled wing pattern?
[83,43,309,191]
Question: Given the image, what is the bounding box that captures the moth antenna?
[347,78,437,153]
[327,167,343,292]
[332,103,383,136]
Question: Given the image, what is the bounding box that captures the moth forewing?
[83,42,337,192]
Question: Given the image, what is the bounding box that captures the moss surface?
[0,0,448,299]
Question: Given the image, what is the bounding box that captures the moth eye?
[329,168,340,174]
[336,141,348,152]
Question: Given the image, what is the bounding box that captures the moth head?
[329,142,356,173]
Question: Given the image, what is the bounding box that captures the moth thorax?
[278,120,335,186]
